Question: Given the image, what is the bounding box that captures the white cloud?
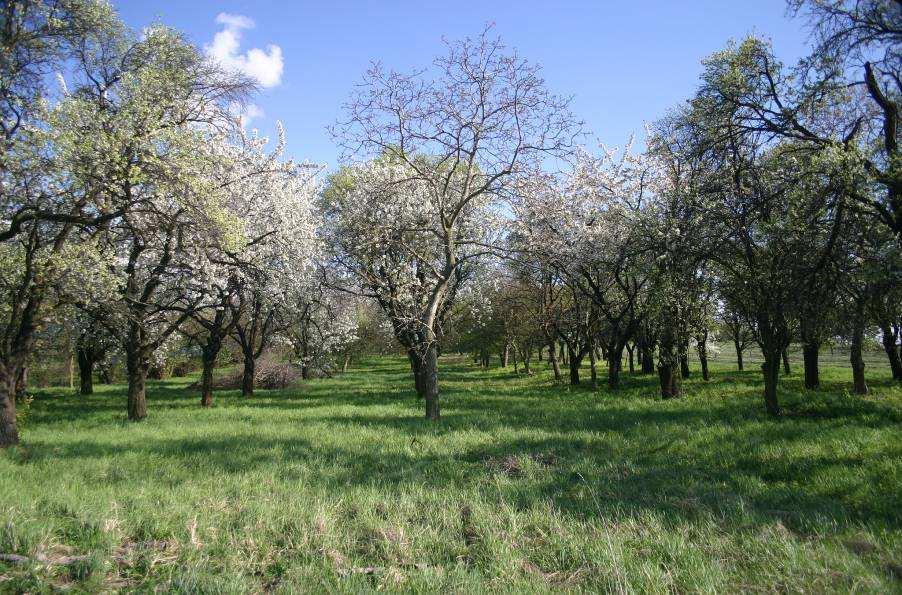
[227,101,265,128]
[239,103,264,127]
[206,12,283,88]
[215,12,254,29]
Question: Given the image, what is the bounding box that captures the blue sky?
[116,1,811,168]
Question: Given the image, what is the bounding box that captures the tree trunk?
[699,349,709,382]
[422,343,440,421]
[641,342,655,375]
[696,333,709,382]
[734,339,744,371]
[657,326,680,398]
[850,318,869,395]
[548,340,562,382]
[0,364,20,447]
[501,344,509,367]
[77,349,94,395]
[657,361,680,399]
[879,322,902,381]
[781,348,791,376]
[408,349,424,398]
[607,341,625,390]
[126,351,148,421]
[199,337,222,408]
[241,350,255,397]
[762,349,781,416]
[568,346,581,386]
[679,352,690,379]
[588,344,598,391]
[626,344,635,374]
[15,366,27,400]
[342,354,351,373]
[200,359,215,407]
[802,342,820,390]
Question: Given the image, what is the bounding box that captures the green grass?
[1,356,901,593]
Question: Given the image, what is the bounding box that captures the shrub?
[189,353,303,390]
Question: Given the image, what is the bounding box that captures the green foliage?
[13,394,34,428]
[0,356,900,592]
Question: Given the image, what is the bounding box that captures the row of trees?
[0,0,361,446]
[318,2,900,419]
[2,1,899,446]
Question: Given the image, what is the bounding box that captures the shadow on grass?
[19,355,902,537]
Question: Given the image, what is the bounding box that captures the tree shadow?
[18,355,902,540]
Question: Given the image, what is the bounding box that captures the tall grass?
[1,356,900,592]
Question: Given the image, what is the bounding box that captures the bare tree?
[328,26,580,420]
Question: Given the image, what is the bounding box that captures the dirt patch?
[484,452,558,477]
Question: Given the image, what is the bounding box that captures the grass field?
[1,356,901,593]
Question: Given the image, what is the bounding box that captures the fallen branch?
[337,562,432,578]
[0,553,89,566]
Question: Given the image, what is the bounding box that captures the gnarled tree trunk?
[200,336,222,407]
[879,322,902,381]
[734,338,744,371]
[850,304,868,395]
[762,348,781,416]
[696,332,709,382]
[567,345,583,386]
[802,342,820,390]
[657,329,680,399]
[408,348,425,398]
[588,343,598,390]
[77,348,94,395]
[548,340,562,382]
[0,363,20,447]
[521,346,532,375]
[241,349,255,397]
[126,352,148,421]
[125,321,149,421]
[679,350,690,379]
[422,343,440,421]
[658,361,679,399]
[640,341,655,375]
[607,340,625,390]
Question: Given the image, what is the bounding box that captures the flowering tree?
[72,310,116,395]
[513,139,654,390]
[322,159,478,411]
[181,128,320,404]
[696,28,900,239]
[451,262,546,374]
[55,23,274,420]
[451,266,506,368]
[328,28,579,420]
[224,151,320,398]
[0,0,122,446]
[679,37,879,413]
[282,278,360,380]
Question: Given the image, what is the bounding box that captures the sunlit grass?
[1,355,901,592]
